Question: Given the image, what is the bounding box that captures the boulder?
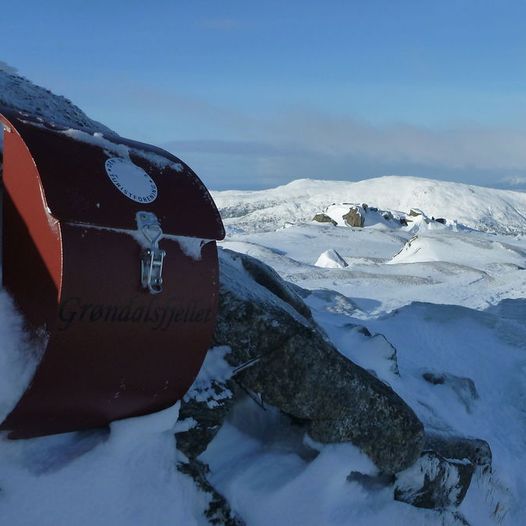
[394,451,474,509]
[177,248,425,474]
[409,208,424,217]
[312,213,337,226]
[394,434,492,510]
[424,434,492,471]
[342,206,365,227]
[175,249,495,516]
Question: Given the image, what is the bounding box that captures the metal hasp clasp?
[136,211,166,294]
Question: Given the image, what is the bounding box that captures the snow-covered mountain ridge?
[212,176,526,235]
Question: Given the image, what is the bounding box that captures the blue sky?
[2,1,526,190]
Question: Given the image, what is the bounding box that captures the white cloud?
[499,175,526,187]
[265,110,526,172]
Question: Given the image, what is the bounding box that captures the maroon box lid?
[0,107,225,240]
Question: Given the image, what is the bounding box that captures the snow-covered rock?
[0,68,114,136]
[175,247,437,521]
[342,205,365,227]
[322,202,407,229]
[395,434,492,511]
[390,232,526,268]
[314,249,348,268]
[395,452,475,510]
[312,212,337,226]
[178,248,426,475]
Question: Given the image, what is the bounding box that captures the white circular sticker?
[105,157,158,203]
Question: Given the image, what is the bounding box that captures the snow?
[0,402,212,526]
[0,69,114,136]
[62,128,184,172]
[315,249,348,268]
[201,400,443,526]
[0,292,45,422]
[182,346,234,409]
[389,231,526,267]
[0,350,235,525]
[175,237,209,261]
[323,203,404,229]
[207,176,526,524]
[212,176,526,235]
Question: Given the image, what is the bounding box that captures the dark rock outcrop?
[176,249,489,518]
[342,206,365,227]
[178,459,245,525]
[394,451,474,509]
[238,253,312,320]
[177,249,425,475]
[424,434,492,472]
[175,375,234,461]
[312,213,337,226]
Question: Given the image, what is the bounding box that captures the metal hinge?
[136,211,166,294]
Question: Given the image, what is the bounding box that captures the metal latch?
[136,212,166,294]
